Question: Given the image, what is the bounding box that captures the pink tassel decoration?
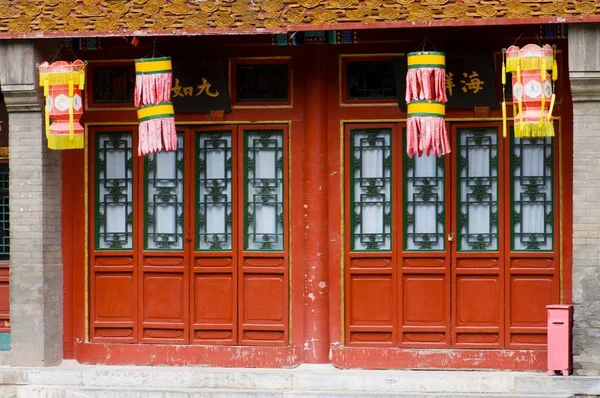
[135,57,176,157]
[405,51,450,158]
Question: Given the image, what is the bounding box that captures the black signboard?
[171,62,231,113]
[394,54,499,109]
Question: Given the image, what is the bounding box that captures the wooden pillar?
[302,46,330,363]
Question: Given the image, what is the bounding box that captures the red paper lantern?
[501,44,557,138]
[39,60,86,150]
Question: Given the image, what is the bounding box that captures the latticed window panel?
[404,150,445,251]
[245,130,285,251]
[346,61,397,100]
[457,129,499,252]
[511,137,554,251]
[0,163,9,261]
[95,133,134,250]
[350,128,392,251]
[145,133,185,250]
[197,131,233,251]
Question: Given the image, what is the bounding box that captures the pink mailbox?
[547,304,574,376]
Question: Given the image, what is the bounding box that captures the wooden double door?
[89,124,289,345]
[345,122,559,349]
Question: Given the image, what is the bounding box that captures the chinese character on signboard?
[170,62,231,113]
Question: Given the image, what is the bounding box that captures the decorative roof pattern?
[0,0,594,37]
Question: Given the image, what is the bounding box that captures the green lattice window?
[197,131,233,251]
[404,147,445,251]
[0,163,9,261]
[350,128,392,251]
[144,133,184,250]
[511,137,554,251]
[245,130,285,251]
[95,132,134,250]
[457,128,499,251]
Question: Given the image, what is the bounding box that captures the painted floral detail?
[215,14,236,28]
[443,4,468,17]
[182,15,206,30]
[330,0,355,8]
[407,5,433,21]
[199,1,219,13]
[38,17,57,31]
[53,4,72,17]
[285,9,306,24]
[575,1,597,15]
[475,4,497,17]
[109,4,130,15]
[19,5,42,17]
[313,7,337,22]
[80,5,103,16]
[232,3,250,14]
[7,18,32,33]
[265,18,285,27]
[300,0,320,9]
[262,0,284,12]
[153,15,174,29]
[346,8,367,19]
[379,8,400,20]
[126,15,146,31]
[506,2,532,17]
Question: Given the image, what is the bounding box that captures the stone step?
[11,386,577,398]
[1,363,598,397]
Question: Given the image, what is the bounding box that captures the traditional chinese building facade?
[0,0,598,377]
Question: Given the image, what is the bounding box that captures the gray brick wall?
[569,24,600,376]
[0,40,63,366]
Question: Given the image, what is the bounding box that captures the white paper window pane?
[145,133,184,250]
[245,131,285,251]
[351,129,392,251]
[96,133,134,250]
[197,132,233,251]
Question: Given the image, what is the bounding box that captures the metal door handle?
[448,233,455,242]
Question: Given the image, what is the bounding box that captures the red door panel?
[400,258,450,348]
[91,257,137,343]
[240,257,287,346]
[0,263,9,332]
[192,257,236,345]
[140,256,187,344]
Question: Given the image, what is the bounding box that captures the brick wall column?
[0,40,63,366]
[569,24,600,376]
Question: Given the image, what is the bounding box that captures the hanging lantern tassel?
[501,50,507,138]
[134,57,173,107]
[406,51,448,103]
[137,102,177,157]
[406,101,450,158]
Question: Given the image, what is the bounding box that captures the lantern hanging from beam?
[405,51,450,157]
[134,57,176,156]
[39,60,86,150]
[501,44,557,139]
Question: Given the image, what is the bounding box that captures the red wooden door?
[89,125,289,346]
[345,121,559,349]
